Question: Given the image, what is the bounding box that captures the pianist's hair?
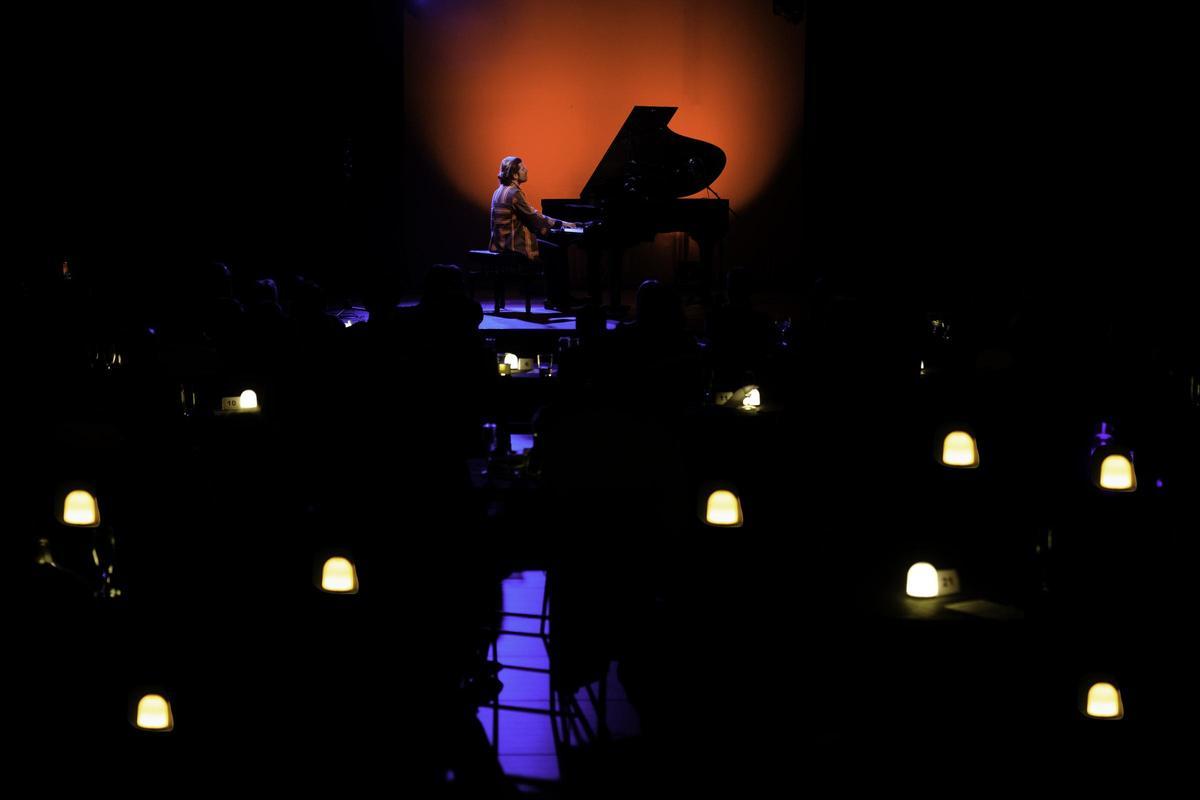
[498,156,523,185]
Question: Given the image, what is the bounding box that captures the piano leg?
[582,245,633,317]
[584,247,627,314]
[699,236,720,302]
[608,248,625,313]
[587,248,604,307]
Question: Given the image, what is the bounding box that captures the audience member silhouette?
[599,279,703,407]
[350,263,495,480]
[161,259,246,351]
[287,274,345,342]
[705,268,778,390]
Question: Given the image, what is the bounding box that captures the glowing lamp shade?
[502,353,520,370]
[1099,455,1136,492]
[705,490,743,527]
[941,431,979,468]
[1086,682,1124,719]
[62,490,100,527]
[321,557,359,594]
[906,562,939,598]
[238,389,259,410]
[742,388,761,408]
[136,694,174,731]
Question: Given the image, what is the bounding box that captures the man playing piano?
[489,155,583,311]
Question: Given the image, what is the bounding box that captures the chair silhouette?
[466,250,542,314]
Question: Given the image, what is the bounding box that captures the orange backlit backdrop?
[405,0,805,211]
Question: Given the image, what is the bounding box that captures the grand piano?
[543,106,729,311]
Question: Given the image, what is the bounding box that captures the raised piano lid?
[580,106,727,203]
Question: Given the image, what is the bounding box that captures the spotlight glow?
[405,0,805,211]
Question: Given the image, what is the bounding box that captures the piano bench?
[465,249,541,314]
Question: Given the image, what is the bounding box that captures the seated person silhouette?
[604,279,703,404]
[388,264,495,456]
[706,267,778,388]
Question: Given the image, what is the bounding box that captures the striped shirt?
[489,183,560,261]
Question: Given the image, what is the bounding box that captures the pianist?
[490,155,580,311]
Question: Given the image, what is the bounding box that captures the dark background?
[9,2,403,299]
[804,3,1197,312]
